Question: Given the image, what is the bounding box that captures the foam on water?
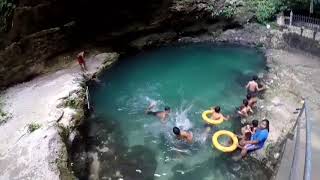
[173,103,193,131]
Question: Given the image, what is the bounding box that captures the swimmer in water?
[145,102,170,123]
[202,106,230,140]
[246,75,266,97]
[210,106,230,121]
[246,94,257,108]
[238,99,253,118]
[173,127,193,143]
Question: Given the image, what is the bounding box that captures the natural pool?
[87,43,271,180]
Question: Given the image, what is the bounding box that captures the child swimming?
[173,127,193,144]
[145,102,171,123]
[237,99,253,118]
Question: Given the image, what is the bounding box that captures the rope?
[86,86,90,110]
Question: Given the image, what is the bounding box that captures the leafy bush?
[247,0,311,23]
[28,122,41,133]
[220,4,237,18]
[247,0,283,23]
[64,92,85,109]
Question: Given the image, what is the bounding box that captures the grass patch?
[63,88,86,110]
[27,122,41,133]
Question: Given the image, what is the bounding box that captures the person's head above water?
[243,99,249,106]
[260,119,270,132]
[164,106,171,113]
[252,120,259,127]
[252,75,258,81]
[173,127,181,136]
[214,106,221,113]
[246,94,252,100]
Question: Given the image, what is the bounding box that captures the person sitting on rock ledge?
[246,75,265,97]
[238,119,269,158]
[238,120,259,147]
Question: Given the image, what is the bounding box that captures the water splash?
[173,103,193,131]
[145,96,164,112]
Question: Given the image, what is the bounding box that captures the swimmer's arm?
[257,84,266,91]
[160,116,166,123]
[244,140,259,145]
[248,107,254,114]
[249,129,256,134]
[241,111,249,117]
[184,132,193,143]
[237,134,244,139]
[238,110,248,117]
[222,114,230,120]
[245,82,250,89]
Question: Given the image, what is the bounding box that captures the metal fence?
[292,14,320,30]
[284,11,320,31]
[289,100,312,180]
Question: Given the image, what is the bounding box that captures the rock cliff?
[0,0,235,87]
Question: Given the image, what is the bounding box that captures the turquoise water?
[90,43,269,179]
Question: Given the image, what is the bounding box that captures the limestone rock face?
[0,24,76,87]
[0,0,230,87]
[9,1,70,41]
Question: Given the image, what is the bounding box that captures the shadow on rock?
[70,115,157,180]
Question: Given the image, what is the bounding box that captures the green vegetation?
[0,0,15,32]
[0,110,8,124]
[220,3,237,18]
[0,99,9,125]
[27,122,41,133]
[248,0,284,23]
[64,92,85,109]
[246,0,312,23]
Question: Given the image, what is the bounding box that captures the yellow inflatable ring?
[202,110,224,125]
[212,130,238,152]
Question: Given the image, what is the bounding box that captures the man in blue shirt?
[240,119,269,158]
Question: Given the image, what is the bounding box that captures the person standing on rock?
[246,75,265,97]
[77,51,87,71]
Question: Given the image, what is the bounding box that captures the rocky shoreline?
[0,51,119,179]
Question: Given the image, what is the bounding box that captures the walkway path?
[268,50,320,179]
